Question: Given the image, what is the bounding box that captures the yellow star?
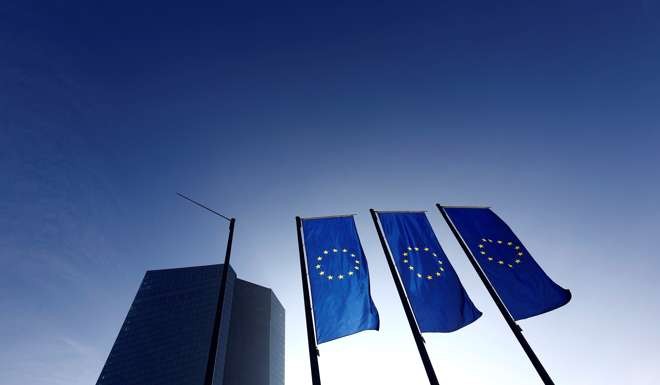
[497,240,503,244]
[328,275,333,280]
[481,238,487,242]
[403,259,408,263]
[515,259,521,263]
[438,261,443,264]
[417,273,422,278]
[478,244,484,248]
[342,248,348,253]
[409,266,414,270]
[323,250,328,254]
[432,252,437,257]
[507,241,513,246]
[338,275,344,279]
[515,246,520,250]
[354,266,360,270]
[348,271,354,276]
[350,253,356,257]
[436,272,441,276]
[498,260,504,264]
[355,260,360,264]
[317,256,322,261]
[480,251,486,255]
[488,239,493,243]
[508,264,513,268]
[426,275,432,280]
[424,247,429,251]
[518,252,523,256]
[403,252,408,256]
[407,246,412,251]
[315,264,321,269]
[319,271,325,275]
[332,248,338,253]
[440,267,444,271]
[414,247,419,251]
[488,257,493,261]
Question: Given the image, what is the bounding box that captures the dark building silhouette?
[96,264,284,385]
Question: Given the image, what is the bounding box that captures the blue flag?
[302,216,380,344]
[376,211,482,332]
[443,207,571,320]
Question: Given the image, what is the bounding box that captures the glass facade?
[268,291,286,385]
[222,280,285,385]
[96,264,284,385]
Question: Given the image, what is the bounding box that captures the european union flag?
[376,211,482,332]
[443,207,571,320]
[302,216,380,344]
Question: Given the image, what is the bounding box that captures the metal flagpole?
[176,193,235,385]
[369,209,440,385]
[295,216,322,385]
[436,204,555,385]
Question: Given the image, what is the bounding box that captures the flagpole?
[369,209,440,385]
[176,193,235,385]
[296,216,322,385]
[436,204,555,385]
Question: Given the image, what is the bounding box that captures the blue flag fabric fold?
[302,216,380,344]
[377,212,482,332]
[444,207,571,320]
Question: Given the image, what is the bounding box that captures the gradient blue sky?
[2,1,659,384]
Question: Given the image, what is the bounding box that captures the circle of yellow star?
[316,247,362,281]
[401,246,445,281]
[477,239,524,269]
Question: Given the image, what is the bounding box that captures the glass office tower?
[96,264,284,385]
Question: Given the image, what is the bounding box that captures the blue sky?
[2,1,659,384]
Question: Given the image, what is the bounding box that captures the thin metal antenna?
[177,192,232,222]
[177,192,235,385]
